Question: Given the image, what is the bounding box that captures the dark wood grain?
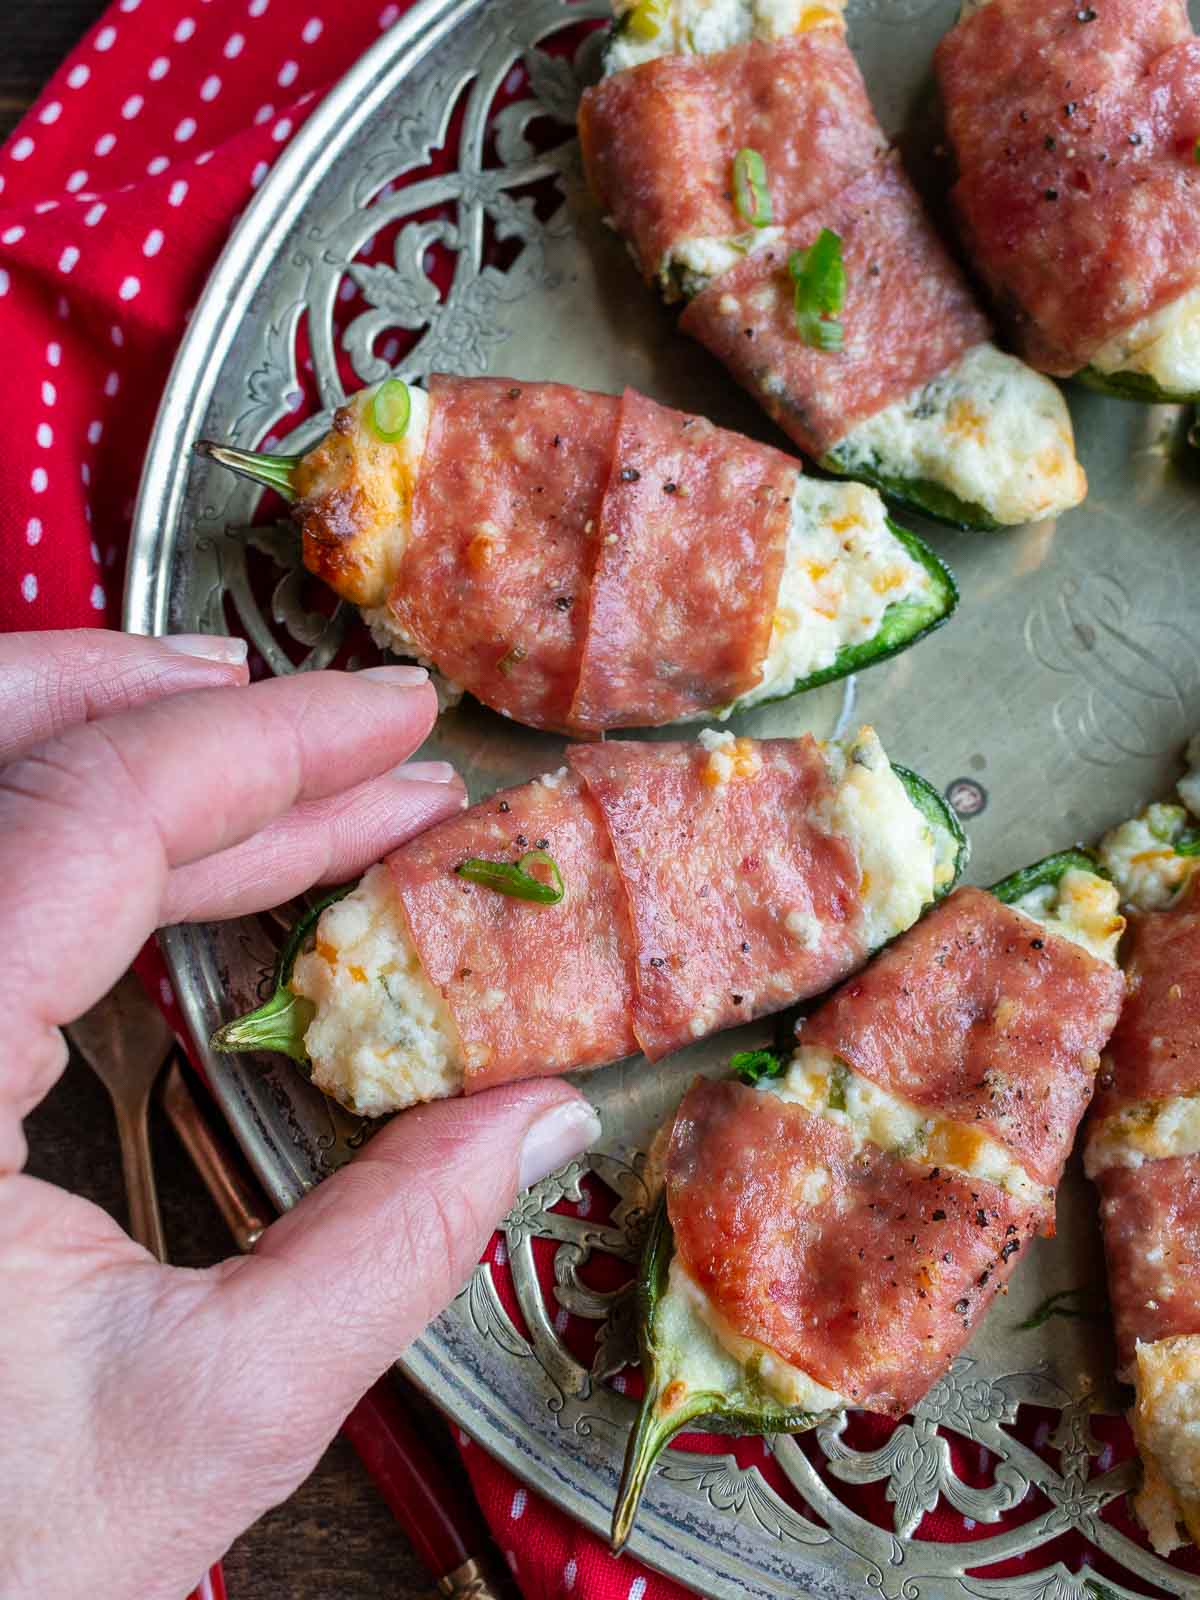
[0,3,111,139]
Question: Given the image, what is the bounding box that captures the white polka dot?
[493,1238,508,1267]
[42,381,56,405]
[563,1559,577,1591]
[272,117,292,142]
[11,136,34,161]
[250,160,269,187]
[84,503,93,524]
[175,17,196,41]
[110,325,124,347]
[122,94,144,119]
[46,342,62,366]
[175,117,196,142]
[81,463,91,486]
[34,200,58,214]
[200,74,222,101]
[90,583,106,611]
[84,202,106,226]
[31,468,48,494]
[90,541,101,563]
[65,169,88,192]
[39,101,62,125]
[121,0,142,11]
[143,228,164,257]
[379,4,400,25]
[148,56,170,81]
[611,1372,627,1392]
[147,155,169,175]
[95,25,117,50]
[338,278,356,302]
[225,30,246,56]
[254,102,274,124]
[94,132,116,155]
[168,180,188,207]
[196,149,213,165]
[159,976,175,1007]
[248,0,269,16]
[119,276,140,301]
[301,16,323,43]
[2,225,25,245]
[26,517,42,545]
[277,59,298,86]
[0,268,8,296]
[104,371,120,396]
[0,175,5,195]
[628,1581,647,1600]
[67,64,90,88]
[37,423,53,448]
[88,420,103,444]
[56,295,70,319]
[510,1488,526,1520]
[21,574,37,603]
[59,245,80,275]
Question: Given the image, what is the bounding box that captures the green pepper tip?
[210,985,315,1064]
[196,439,301,502]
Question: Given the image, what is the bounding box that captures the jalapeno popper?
[1085,738,1200,1554]
[937,0,1200,403]
[212,726,964,1116]
[612,850,1125,1548]
[200,375,954,732]
[578,0,1086,530]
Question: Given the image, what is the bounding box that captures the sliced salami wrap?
[666,1075,1044,1414]
[568,738,864,1061]
[679,158,991,459]
[578,34,884,286]
[1094,1156,1200,1378]
[389,375,619,730]
[387,771,638,1091]
[937,0,1200,373]
[802,885,1125,1189]
[569,389,795,732]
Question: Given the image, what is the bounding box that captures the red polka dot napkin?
[0,5,1190,1600]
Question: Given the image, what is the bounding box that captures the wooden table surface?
[2,11,501,1598]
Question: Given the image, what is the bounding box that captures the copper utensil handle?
[160,1062,270,1251]
[113,1095,166,1260]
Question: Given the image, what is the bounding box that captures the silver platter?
[125,1,1200,1594]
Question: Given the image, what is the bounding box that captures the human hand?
[0,629,601,1599]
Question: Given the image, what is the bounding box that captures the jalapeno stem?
[210,986,315,1064]
[195,439,302,502]
[611,1383,710,1554]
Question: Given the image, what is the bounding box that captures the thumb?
[220,1079,600,1438]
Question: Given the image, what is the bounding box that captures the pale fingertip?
[388,759,458,785]
[517,1099,602,1191]
[357,664,430,686]
[160,633,249,666]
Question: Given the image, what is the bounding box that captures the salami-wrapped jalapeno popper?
[200,375,955,732]
[213,727,965,1115]
[578,0,1086,530]
[612,849,1126,1547]
[937,0,1200,404]
[1085,738,1200,1553]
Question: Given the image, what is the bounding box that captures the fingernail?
[161,633,248,665]
[517,1100,602,1191]
[389,760,458,785]
[359,665,430,686]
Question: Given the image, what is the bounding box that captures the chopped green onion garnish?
[731,1047,786,1085]
[1176,829,1200,857]
[732,148,772,229]
[370,379,412,442]
[623,0,668,40]
[455,849,564,905]
[828,1058,850,1112]
[789,228,846,352]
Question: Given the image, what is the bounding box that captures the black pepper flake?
[649,956,666,969]
[1031,938,1044,950]
[507,386,522,399]
[1044,188,1060,201]
[459,967,473,979]
[1129,131,1143,146]
[954,1298,970,1315]
[1005,1224,1018,1235]
[498,801,510,813]
[978,1269,991,1287]
[619,466,640,482]
[1076,5,1097,19]
[932,1209,947,1221]
[741,941,751,953]
[663,481,679,494]
[514,834,528,848]
[554,595,573,612]
[976,1210,988,1226]
[744,327,755,339]
[535,838,549,850]
[929,1167,941,1180]
[731,993,744,1005]
[1065,101,1077,116]
[1001,1239,1021,1262]
[552,433,561,447]
[943,1252,952,1263]
[1044,135,1057,151]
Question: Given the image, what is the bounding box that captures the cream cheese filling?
[1089,283,1200,396]
[1133,1334,1200,1556]
[1008,867,1125,964]
[1087,1092,1200,1177]
[827,343,1086,527]
[1100,736,1200,911]
[605,0,845,76]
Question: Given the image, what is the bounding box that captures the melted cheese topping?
[1133,1335,1200,1556]
[1090,282,1200,397]
[1100,737,1200,911]
[732,476,933,712]
[605,0,845,75]
[655,1256,848,1411]
[763,1046,1048,1205]
[1008,867,1125,964]
[290,863,464,1116]
[293,381,430,608]
[1087,1092,1200,1177]
[828,343,1086,527]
